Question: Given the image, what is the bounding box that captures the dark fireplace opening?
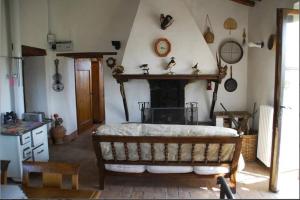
[149,80,187,108]
[138,80,198,125]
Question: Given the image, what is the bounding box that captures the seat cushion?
[193,166,230,175]
[105,164,146,173]
[146,166,193,173]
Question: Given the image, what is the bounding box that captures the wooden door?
[270,8,299,192]
[91,59,105,123]
[75,59,93,133]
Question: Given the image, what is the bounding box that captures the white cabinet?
[0,124,49,181]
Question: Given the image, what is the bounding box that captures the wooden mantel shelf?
[114,66,228,122]
[56,52,117,58]
[113,74,221,82]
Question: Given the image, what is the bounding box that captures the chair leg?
[229,172,237,194]
[98,163,105,190]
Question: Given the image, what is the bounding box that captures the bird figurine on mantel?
[165,57,176,75]
[192,63,201,75]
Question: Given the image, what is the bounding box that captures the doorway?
[22,45,47,115]
[75,58,105,133]
[270,9,299,192]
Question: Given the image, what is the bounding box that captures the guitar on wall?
[52,59,64,92]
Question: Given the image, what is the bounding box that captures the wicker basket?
[241,134,257,161]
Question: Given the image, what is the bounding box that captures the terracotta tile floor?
[49,129,299,199]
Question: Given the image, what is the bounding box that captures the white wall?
[247,0,297,130]
[186,0,249,116]
[23,56,48,114]
[113,0,249,123]
[20,0,139,134]
[0,0,12,116]
[18,0,251,130]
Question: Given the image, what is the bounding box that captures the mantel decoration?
[154,38,171,57]
[203,14,215,44]
[191,63,201,75]
[160,14,174,30]
[139,64,149,75]
[106,57,116,69]
[165,57,176,75]
[52,59,64,92]
[242,28,246,46]
[50,114,66,144]
[112,65,124,75]
[224,17,237,34]
[219,40,243,64]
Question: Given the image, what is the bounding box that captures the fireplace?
[139,80,198,124]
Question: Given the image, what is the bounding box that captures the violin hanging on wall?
[52,59,64,92]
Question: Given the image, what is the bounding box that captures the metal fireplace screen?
[141,107,198,125]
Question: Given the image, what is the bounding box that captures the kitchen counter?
[0,119,52,136]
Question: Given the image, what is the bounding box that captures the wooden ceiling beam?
[230,0,255,7]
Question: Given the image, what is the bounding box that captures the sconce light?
[160,14,174,30]
[112,41,121,50]
[248,41,264,48]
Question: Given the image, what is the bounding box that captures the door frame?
[269,8,299,193]
[74,57,105,134]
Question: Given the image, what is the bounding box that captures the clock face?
[154,38,171,57]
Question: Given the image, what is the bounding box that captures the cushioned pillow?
[105,164,146,173]
[146,166,193,173]
[193,166,230,175]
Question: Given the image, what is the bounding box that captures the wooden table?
[23,187,101,199]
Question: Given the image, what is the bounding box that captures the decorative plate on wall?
[219,40,243,64]
[154,38,171,57]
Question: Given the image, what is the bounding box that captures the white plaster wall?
[0,0,12,116]
[23,56,48,114]
[19,0,250,128]
[20,0,139,133]
[247,0,297,130]
[119,0,249,123]
[186,0,249,114]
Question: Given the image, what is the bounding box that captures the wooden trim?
[22,45,47,57]
[230,0,255,7]
[269,8,299,193]
[56,52,117,58]
[114,74,222,82]
[269,8,283,192]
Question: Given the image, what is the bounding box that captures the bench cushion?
[193,166,230,175]
[105,164,146,173]
[97,124,238,162]
[146,166,193,173]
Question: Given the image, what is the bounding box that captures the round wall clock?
[154,38,171,57]
[219,40,243,64]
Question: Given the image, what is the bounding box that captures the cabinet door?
[32,144,48,161]
[32,125,47,147]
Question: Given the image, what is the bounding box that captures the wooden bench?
[92,134,242,193]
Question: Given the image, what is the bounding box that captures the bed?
[92,123,244,193]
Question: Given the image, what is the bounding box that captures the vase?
[51,125,66,144]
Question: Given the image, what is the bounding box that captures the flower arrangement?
[53,114,63,127]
